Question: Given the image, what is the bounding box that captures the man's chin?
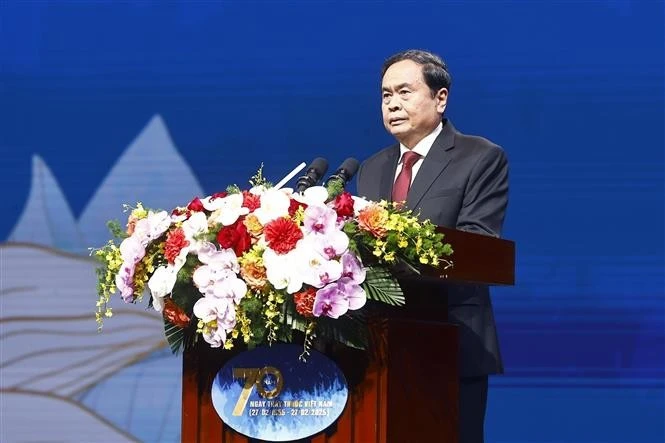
[389,129,414,146]
[387,126,409,138]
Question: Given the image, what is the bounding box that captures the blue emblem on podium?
[211,344,349,441]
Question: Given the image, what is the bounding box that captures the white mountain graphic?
[78,114,204,249]
[7,115,205,254]
[7,155,84,253]
[2,114,200,441]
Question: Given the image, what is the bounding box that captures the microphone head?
[296,157,329,192]
[309,157,329,178]
[338,157,360,180]
[324,157,360,189]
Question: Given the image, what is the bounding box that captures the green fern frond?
[363,266,405,306]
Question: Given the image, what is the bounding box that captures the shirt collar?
[398,122,443,162]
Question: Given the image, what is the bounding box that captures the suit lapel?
[405,120,456,209]
[378,145,400,201]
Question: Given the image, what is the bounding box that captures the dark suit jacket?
[356,119,509,377]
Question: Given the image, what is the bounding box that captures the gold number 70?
[232,366,284,416]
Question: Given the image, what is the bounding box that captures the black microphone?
[325,157,360,187]
[296,157,328,193]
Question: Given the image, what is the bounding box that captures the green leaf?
[281,298,310,334]
[107,220,128,240]
[316,315,369,350]
[164,318,184,354]
[171,283,199,315]
[280,297,368,350]
[239,296,268,348]
[226,184,241,194]
[325,179,345,201]
[362,266,405,306]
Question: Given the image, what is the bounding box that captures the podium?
[181,227,515,443]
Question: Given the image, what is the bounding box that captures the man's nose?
[387,96,401,111]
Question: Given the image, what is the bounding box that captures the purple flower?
[339,279,367,310]
[312,283,348,319]
[341,252,366,284]
[303,205,337,236]
[313,280,366,319]
[313,230,349,259]
[115,266,136,303]
[119,236,146,264]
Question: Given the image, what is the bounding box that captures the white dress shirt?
[393,122,443,184]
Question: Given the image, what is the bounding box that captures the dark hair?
[382,49,452,95]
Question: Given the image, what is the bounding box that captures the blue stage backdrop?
[1,1,663,442]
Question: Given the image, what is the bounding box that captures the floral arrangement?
[93,168,453,355]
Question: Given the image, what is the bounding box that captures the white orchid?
[146,210,172,239]
[253,188,291,225]
[262,247,305,294]
[198,243,240,273]
[193,296,237,348]
[249,184,268,195]
[299,247,343,288]
[148,265,179,312]
[212,277,248,304]
[205,193,250,226]
[192,243,245,302]
[132,210,171,245]
[181,211,209,252]
[292,185,329,207]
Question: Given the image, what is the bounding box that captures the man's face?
[381,59,448,148]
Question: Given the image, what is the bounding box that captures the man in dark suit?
[356,49,509,443]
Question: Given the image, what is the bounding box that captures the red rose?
[263,217,303,254]
[334,191,355,218]
[164,228,190,264]
[216,221,252,256]
[163,298,191,328]
[171,207,191,219]
[242,191,261,211]
[288,198,308,217]
[294,287,317,318]
[210,191,228,200]
[187,197,205,212]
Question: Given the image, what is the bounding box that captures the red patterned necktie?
[392,151,422,204]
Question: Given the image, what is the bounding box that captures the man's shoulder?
[455,130,503,153]
[453,129,507,163]
[361,143,398,166]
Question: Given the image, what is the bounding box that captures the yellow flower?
[243,214,264,237]
[240,256,268,291]
[127,204,148,234]
[292,205,306,225]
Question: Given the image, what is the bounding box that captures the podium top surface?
[421,226,515,286]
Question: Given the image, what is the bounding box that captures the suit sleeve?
[456,145,509,237]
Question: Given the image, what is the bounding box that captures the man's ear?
[436,88,448,113]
